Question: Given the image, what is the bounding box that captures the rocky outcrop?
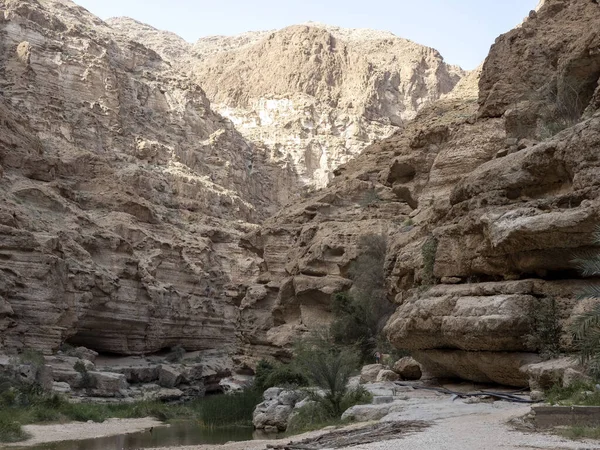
[108,20,465,188]
[245,0,600,385]
[0,0,298,355]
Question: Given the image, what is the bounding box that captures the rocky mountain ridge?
[108,19,465,187]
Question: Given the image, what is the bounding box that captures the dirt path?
[4,417,162,448]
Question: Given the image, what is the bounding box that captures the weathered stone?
[341,403,395,422]
[376,370,400,382]
[71,347,99,363]
[158,366,182,388]
[360,364,385,384]
[523,357,585,391]
[393,357,422,381]
[88,372,128,397]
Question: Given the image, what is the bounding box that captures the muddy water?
[15,421,278,450]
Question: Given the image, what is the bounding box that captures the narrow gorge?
[1,0,600,420]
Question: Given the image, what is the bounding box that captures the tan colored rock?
[523,357,588,391]
[376,369,400,382]
[393,357,422,380]
[360,364,385,384]
[109,21,465,189]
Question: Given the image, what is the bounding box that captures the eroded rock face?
[246,0,600,385]
[108,20,465,188]
[0,0,297,355]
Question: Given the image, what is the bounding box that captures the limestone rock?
[341,403,396,422]
[523,357,587,391]
[360,364,385,384]
[88,371,128,397]
[393,357,422,380]
[110,21,465,189]
[253,388,307,432]
[158,366,182,388]
[376,370,400,382]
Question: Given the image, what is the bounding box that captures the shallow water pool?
[14,421,277,450]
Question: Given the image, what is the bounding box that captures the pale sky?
[75,0,538,70]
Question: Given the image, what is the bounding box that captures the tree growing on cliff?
[330,234,395,361]
[571,230,600,378]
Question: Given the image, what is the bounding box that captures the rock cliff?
[246,0,600,385]
[108,19,465,188]
[0,0,296,355]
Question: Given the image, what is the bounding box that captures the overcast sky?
[75,0,538,70]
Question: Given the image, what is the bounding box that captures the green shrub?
[545,381,600,406]
[18,348,45,368]
[0,412,28,443]
[421,235,438,287]
[286,401,339,434]
[73,360,94,389]
[253,360,308,393]
[526,297,562,360]
[358,189,380,207]
[331,234,395,362]
[571,229,600,379]
[294,332,361,418]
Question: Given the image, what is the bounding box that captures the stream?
[13,421,280,450]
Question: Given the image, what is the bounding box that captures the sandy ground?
[5,417,162,447]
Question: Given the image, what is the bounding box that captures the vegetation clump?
[331,234,396,362]
[526,297,562,360]
[571,229,600,379]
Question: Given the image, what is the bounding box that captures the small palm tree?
[571,229,600,378]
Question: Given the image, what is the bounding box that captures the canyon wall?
[109,19,465,188]
[0,0,295,355]
[247,0,600,385]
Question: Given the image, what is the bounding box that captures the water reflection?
[14,421,270,450]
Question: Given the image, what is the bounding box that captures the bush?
[526,297,562,360]
[571,229,600,379]
[331,234,395,362]
[545,381,600,406]
[18,349,45,368]
[0,412,28,443]
[253,360,309,393]
[73,360,94,389]
[294,332,361,418]
[421,235,438,287]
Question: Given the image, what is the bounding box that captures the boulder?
[71,347,99,363]
[253,388,308,431]
[376,370,400,382]
[341,403,394,422]
[523,357,587,391]
[115,366,160,384]
[88,371,128,397]
[52,381,71,394]
[393,357,422,380]
[158,365,182,388]
[360,364,385,384]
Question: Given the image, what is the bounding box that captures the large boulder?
[360,364,385,384]
[341,403,396,422]
[88,372,128,397]
[376,370,400,382]
[523,357,589,391]
[158,365,182,388]
[393,357,422,380]
[253,388,308,432]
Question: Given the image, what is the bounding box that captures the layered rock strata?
[247,0,600,385]
[108,19,465,188]
[0,0,295,355]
